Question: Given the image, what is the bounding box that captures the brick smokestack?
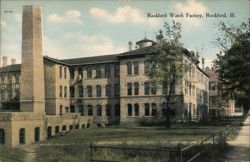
[11,58,16,65]
[2,56,8,66]
[20,5,45,113]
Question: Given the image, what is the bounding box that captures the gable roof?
[0,64,21,73]
[60,54,119,65]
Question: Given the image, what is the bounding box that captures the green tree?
[213,19,250,111]
[148,21,184,128]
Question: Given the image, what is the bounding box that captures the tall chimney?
[20,5,45,113]
[3,56,8,66]
[128,41,132,51]
[202,58,205,70]
[11,58,16,65]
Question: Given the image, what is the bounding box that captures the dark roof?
[60,54,119,65]
[197,66,209,78]
[44,56,69,66]
[0,64,21,73]
[118,45,157,57]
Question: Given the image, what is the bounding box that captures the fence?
[90,118,242,162]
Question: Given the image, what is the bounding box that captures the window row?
[127,60,156,75]
[0,73,20,84]
[60,104,120,117]
[69,84,120,98]
[69,64,120,79]
[127,103,157,116]
[59,66,67,79]
[0,127,40,145]
[127,82,156,96]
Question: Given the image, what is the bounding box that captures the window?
[47,127,52,138]
[144,82,149,95]
[106,104,111,116]
[114,64,120,77]
[152,103,157,116]
[87,66,92,78]
[87,86,92,97]
[127,62,132,75]
[134,82,139,95]
[65,107,69,113]
[151,84,156,95]
[60,105,63,115]
[144,61,149,74]
[64,86,67,98]
[79,105,84,116]
[64,67,67,79]
[128,104,132,116]
[55,126,60,134]
[210,96,217,106]
[78,67,83,76]
[59,66,62,78]
[105,65,111,77]
[70,68,74,79]
[134,104,139,116]
[127,83,132,95]
[62,125,67,131]
[0,129,4,145]
[88,105,93,116]
[95,65,102,78]
[34,127,40,142]
[59,86,63,97]
[19,128,25,144]
[209,82,217,90]
[15,89,20,100]
[96,85,102,97]
[96,105,102,116]
[144,103,150,116]
[151,60,156,72]
[78,85,83,97]
[115,84,120,96]
[115,104,120,116]
[106,85,112,97]
[70,105,75,113]
[134,62,139,74]
[162,103,167,116]
[70,86,75,98]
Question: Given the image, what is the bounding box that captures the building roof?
[118,45,157,57]
[0,64,21,73]
[60,54,119,65]
[136,38,156,44]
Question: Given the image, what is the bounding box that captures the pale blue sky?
[0,0,249,67]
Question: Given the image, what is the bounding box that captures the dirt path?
[226,116,250,162]
[19,144,37,162]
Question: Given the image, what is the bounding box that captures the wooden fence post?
[212,133,215,145]
[179,145,182,162]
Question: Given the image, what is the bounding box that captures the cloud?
[175,0,208,26]
[47,10,83,25]
[43,34,127,59]
[0,20,7,27]
[90,6,160,27]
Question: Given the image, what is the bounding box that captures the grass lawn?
[0,146,26,162]
[36,124,230,162]
[45,125,225,145]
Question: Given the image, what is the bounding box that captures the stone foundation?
[0,112,92,147]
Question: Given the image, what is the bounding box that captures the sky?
[0,0,249,68]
